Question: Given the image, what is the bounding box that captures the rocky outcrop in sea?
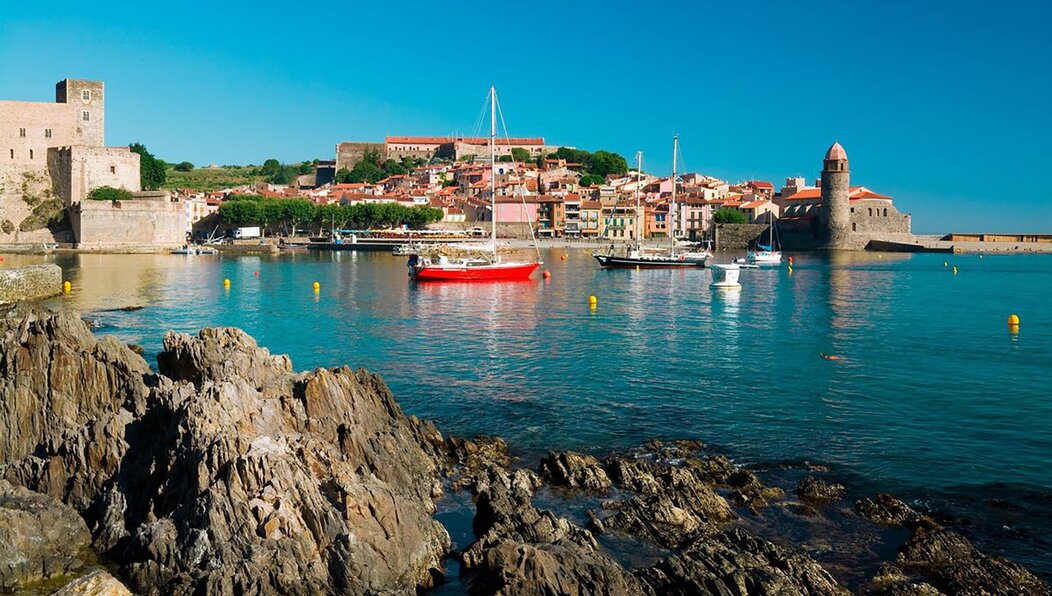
[0,306,1048,595]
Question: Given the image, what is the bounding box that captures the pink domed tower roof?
[825,141,847,161]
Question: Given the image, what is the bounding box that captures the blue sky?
[2,0,1050,232]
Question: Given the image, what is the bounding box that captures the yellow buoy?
[588,295,597,307]
[313,281,320,292]
[63,281,71,293]
[223,278,231,287]
[635,265,640,271]
[952,266,958,275]
[1008,314,1020,326]
[943,262,948,267]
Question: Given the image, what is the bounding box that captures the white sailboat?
[747,215,782,265]
[594,135,709,268]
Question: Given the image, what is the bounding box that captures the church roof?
[784,186,892,202]
[825,142,848,161]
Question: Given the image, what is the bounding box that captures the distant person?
[820,352,843,361]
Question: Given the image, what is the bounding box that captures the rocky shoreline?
[0,307,1048,595]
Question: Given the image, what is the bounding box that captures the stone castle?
[0,79,183,248]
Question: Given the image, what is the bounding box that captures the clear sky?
[2,0,1050,232]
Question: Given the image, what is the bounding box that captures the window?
[19,128,25,137]
[44,128,52,138]
[852,222,857,231]
[883,208,888,217]
[868,208,873,216]
[110,166,116,174]
[82,90,91,100]
[82,111,90,121]
[9,149,12,159]
[29,149,34,159]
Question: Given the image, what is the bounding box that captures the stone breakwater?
[0,263,62,304]
[0,308,1049,595]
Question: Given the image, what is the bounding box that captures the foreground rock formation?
[0,308,448,594]
[0,307,1048,595]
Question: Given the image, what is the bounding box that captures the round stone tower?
[820,141,851,249]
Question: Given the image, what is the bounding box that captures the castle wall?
[72,191,185,249]
[65,146,140,203]
[335,142,384,170]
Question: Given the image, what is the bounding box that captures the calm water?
[8,249,1052,574]
[12,249,1050,493]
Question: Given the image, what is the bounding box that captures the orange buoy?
[542,270,551,279]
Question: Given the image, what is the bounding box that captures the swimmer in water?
[820,353,843,361]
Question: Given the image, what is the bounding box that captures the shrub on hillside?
[87,186,134,201]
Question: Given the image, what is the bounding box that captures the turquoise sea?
[9,248,1052,575]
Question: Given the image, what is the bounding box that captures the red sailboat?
[409,87,541,282]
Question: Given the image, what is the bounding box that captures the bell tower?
[820,141,850,249]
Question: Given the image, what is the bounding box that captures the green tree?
[713,207,747,224]
[349,160,384,183]
[218,200,261,225]
[511,148,530,163]
[129,143,166,190]
[261,159,281,178]
[174,161,194,172]
[498,155,513,162]
[281,198,316,234]
[579,174,606,187]
[87,186,133,201]
[586,150,628,177]
[335,168,353,184]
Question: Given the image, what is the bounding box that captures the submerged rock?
[798,475,847,503]
[54,569,134,595]
[0,308,451,595]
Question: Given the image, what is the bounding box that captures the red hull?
[412,261,540,281]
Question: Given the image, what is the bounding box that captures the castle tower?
[819,141,850,249]
[55,79,105,147]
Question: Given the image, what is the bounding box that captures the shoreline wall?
[0,264,62,304]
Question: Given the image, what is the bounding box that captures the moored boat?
[409,87,541,282]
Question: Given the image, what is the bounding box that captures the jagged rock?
[0,310,452,595]
[864,563,944,595]
[0,479,93,590]
[539,450,612,491]
[54,569,134,595]
[636,527,848,595]
[601,460,735,548]
[442,435,511,490]
[0,308,151,510]
[463,466,645,595]
[898,526,1049,595]
[798,475,846,503]
[855,494,934,528]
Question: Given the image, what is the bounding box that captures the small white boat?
[172,246,218,255]
[710,264,742,289]
[747,250,782,265]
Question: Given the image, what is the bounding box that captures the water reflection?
[5,249,1050,494]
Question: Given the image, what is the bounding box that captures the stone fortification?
[1,79,143,246]
[71,191,185,250]
[820,141,851,249]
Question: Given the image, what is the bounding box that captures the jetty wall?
[715,223,767,249]
[0,264,62,304]
[71,192,184,250]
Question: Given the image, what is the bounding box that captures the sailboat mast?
[670,134,678,255]
[634,150,641,243]
[490,86,498,260]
